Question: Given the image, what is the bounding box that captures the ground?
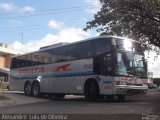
[0,89,160,120]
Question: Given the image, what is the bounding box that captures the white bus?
[9,36,148,101]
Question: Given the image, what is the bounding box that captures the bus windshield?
[115,38,143,54]
[115,52,146,78]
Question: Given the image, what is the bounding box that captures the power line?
[0,25,46,33]
[0,5,99,32]
[0,16,87,30]
[0,4,101,16]
[0,7,98,19]
[0,24,45,30]
[0,18,88,33]
[0,5,100,20]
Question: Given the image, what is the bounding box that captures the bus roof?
[39,35,137,51]
[12,35,137,58]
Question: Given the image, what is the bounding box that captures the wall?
[0,54,12,68]
[0,55,5,68]
[5,54,12,68]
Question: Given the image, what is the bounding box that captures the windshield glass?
[115,38,143,54]
[115,52,146,77]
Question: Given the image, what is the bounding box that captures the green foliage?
[84,0,160,48]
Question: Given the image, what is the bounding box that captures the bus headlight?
[116,81,126,85]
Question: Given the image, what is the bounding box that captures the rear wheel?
[24,82,32,96]
[32,82,40,97]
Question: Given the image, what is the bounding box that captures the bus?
[9,36,148,101]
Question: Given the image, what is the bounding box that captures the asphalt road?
[0,90,160,120]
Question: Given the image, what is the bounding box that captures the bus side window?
[74,41,94,59]
[67,41,94,60]
[94,38,111,56]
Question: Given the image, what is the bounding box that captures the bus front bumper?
[115,85,148,95]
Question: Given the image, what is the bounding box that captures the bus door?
[93,52,113,75]
[93,52,114,94]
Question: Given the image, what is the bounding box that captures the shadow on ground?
[0,95,10,100]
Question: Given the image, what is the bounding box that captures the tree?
[84,0,160,49]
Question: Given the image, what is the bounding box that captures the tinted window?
[47,40,94,62]
[11,52,49,69]
[116,38,143,53]
[72,41,94,59]
[11,40,95,69]
[94,38,111,56]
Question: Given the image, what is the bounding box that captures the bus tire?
[85,81,99,101]
[32,82,40,97]
[24,82,32,96]
[117,95,125,102]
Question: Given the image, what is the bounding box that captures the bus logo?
[53,64,71,72]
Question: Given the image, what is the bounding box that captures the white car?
[0,80,9,90]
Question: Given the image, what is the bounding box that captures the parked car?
[147,83,157,89]
[0,79,9,90]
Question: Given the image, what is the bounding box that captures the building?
[0,43,20,82]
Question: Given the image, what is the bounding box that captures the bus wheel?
[85,81,98,101]
[24,82,32,96]
[54,94,65,99]
[117,95,125,102]
[32,82,40,97]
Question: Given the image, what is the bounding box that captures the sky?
[0,0,101,52]
[0,0,159,78]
